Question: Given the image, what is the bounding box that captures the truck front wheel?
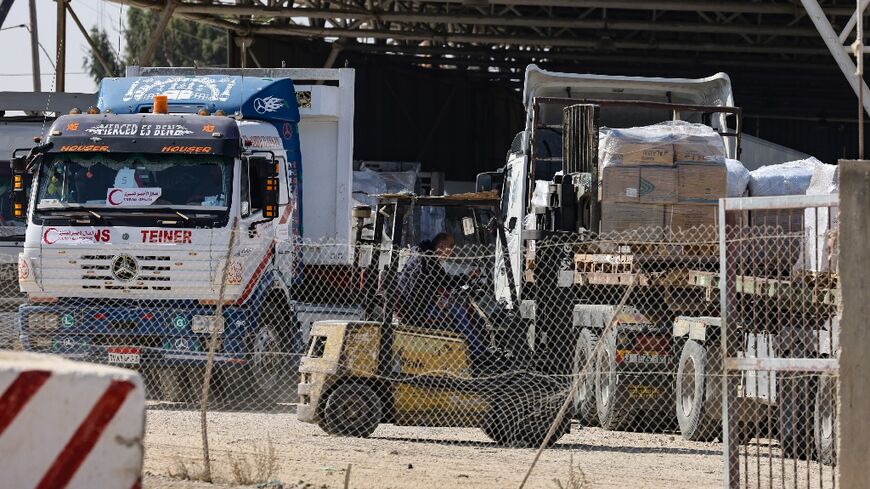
[319,383,382,438]
[675,340,720,441]
[250,324,286,406]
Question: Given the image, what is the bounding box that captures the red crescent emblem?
[43,227,58,245]
[107,189,123,206]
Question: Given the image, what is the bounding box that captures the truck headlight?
[28,313,59,335]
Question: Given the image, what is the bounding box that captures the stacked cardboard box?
[600,122,727,241]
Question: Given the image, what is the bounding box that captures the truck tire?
[595,331,633,431]
[158,367,186,403]
[319,383,382,438]
[250,324,287,407]
[572,328,598,426]
[482,376,570,448]
[813,374,837,465]
[778,374,816,460]
[675,340,720,441]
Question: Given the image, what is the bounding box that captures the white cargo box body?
[296,74,355,265]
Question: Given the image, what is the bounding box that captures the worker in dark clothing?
[397,232,485,358]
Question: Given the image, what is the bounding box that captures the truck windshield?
[36,153,232,210]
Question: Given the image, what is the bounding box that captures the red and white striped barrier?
[0,352,145,489]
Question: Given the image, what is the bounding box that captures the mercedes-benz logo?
[253,98,267,113]
[111,254,139,282]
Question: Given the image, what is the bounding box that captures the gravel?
[143,405,728,489]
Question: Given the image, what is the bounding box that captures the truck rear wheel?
[813,373,837,465]
[572,328,598,426]
[778,374,816,460]
[595,331,634,431]
[676,340,720,441]
[320,383,382,438]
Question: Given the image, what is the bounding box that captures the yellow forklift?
[297,193,571,447]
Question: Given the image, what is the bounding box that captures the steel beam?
[67,4,116,77]
[55,0,66,93]
[156,3,821,37]
[838,0,870,43]
[801,0,870,116]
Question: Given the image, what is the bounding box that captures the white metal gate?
[719,194,840,489]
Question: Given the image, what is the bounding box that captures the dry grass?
[227,436,279,486]
[551,454,588,489]
[168,458,209,482]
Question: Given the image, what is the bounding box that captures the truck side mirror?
[10,156,27,218]
[259,158,279,219]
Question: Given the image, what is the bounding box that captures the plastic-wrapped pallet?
[799,163,839,273]
[599,121,727,242]
[725,158,751,197]
[748,157,822,197]
[748,157,823,232]
[599,120,726,168]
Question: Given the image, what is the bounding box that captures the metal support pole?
[235,37,253,69]
[67,4,115,77]
[28,0,40,92]
[856,0,866,159]
[802,0,870,117]
[55,0,67,93]
[139,0,176,67]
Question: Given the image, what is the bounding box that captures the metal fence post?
[837,160,870,488]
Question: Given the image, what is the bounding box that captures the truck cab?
[14,75,302,402]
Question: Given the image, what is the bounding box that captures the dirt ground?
[142,404,728,489]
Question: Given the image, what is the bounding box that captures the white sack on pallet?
[748,157,822,197]
[531,180,551,210]
[352,168,417,209]
[799,163,839,273]
[726,158,751,197]
[599,120,726,168]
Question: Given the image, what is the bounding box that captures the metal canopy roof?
[110,0,862,75]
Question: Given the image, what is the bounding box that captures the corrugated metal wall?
[245,38,524,182]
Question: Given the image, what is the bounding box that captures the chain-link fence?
[7,208,841,488]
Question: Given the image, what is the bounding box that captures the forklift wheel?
[482,378,569,448]
[320,383,383,438]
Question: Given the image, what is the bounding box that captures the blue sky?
[0,0,126,93]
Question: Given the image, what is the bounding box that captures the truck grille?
[79,254,174,291]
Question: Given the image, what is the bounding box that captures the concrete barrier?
[0,352,145,489]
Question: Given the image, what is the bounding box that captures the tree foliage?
[83,7,227,85]
[82,27,125,81]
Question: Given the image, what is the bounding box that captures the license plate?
[192,315,224,334]
[107,347,140,365]
[628,385,659,399]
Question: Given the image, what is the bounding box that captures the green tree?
[82,27,124,81]
[83,7,227,85]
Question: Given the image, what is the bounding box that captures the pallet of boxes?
[599,121,727,248]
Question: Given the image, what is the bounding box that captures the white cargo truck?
[14,68,362,402]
